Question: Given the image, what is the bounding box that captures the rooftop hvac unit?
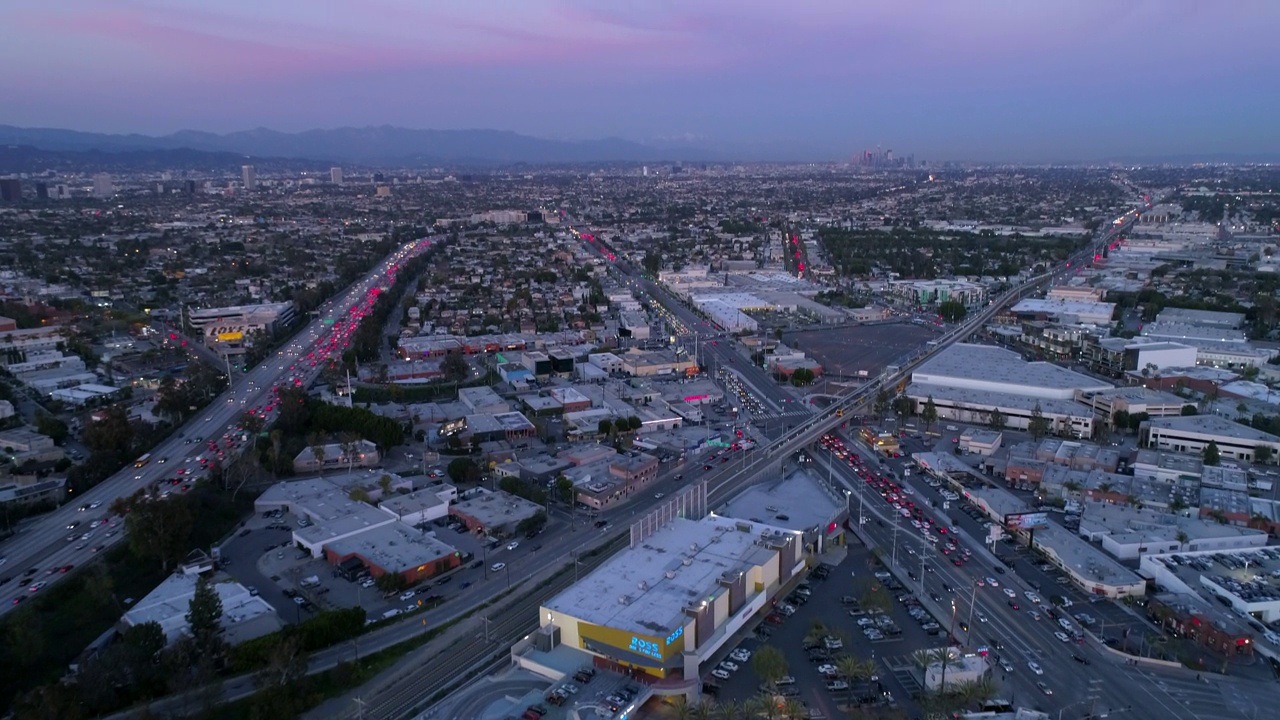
[665,570,676,579]
[682,558,692,566]
[618,595,632,605]
[689,542,699,552]
[638,581,649,591]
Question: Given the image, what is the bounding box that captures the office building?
[186,301,295,355]
[241,165,256,190]
[330,167,343,185]
[93,173,113,199]
[0,178,21,202]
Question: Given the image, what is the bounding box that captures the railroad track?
[357,535,628,720]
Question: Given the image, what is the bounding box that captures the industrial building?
[905,344,1110,440]
[1141,415,1280,464]
[121,573,280,646]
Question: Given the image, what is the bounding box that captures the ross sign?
[1004,512,1049,531]
[630,636,662,660]
[666,626,683,646]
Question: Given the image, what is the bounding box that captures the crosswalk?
[748,408,811,421]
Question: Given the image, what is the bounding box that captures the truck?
[299,575,321,588]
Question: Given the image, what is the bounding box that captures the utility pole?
[354,697,367,720]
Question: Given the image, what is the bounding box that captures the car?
[1003,588,1016,598]
[710,669,730,680]
[29,581,47,592]
[1072,654,1090,665]
[730,648,751,662]
[1037,682,1053,696]
[506,541,519,551]
[1027,661,1043,675]
[826,680,850,692]
[1008,600,1020,610]
[718,660,739,672]
[976,612,988,623]
[985,577,999,587]
[998,659,1014,672]
[817,663,838,676]
[491,562,506,572]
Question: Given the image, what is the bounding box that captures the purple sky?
[2,0,1278,160]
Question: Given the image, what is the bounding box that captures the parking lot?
[219,509,506,625]
[702,546,946,718]
[785,323,939,378]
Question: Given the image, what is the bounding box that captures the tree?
[377,474,393,497]
[1256,445,1273,464]
[873,390,891,422]
[626,416,643,431]
[374,572,408,594]
[34,412,69,444]
[893,396,914,420]
[555,475,575,504]
[440,352,469,383]
[517,511,548,536]
[837,655,877,690]
[790,368,815,387]
[125,495,194,572]
[254,633,310,689]
[937,300,967,323]
[1112,409,1131,433]
[1028,402,1050,440]
[348,487,372,504]
[1180,404,1198,416]
[447,457,481,484]
[921,396,938,433]
[597,419,613,436]
[186,575,225,660]
[1203,440,1221,466]
[751,644,788,688]
[987,408,1006,430]
[1176,530,1190,549]
[859,580,891,615]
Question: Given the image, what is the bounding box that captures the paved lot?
[785,323,939,378]
[705,546,931,719]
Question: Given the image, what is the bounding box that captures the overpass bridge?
[692,211,1139,502]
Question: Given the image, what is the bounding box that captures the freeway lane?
[817,437,1280,720]
[0,239,434,614]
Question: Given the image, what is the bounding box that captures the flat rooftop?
[324,522,458,573]
[543,515,787,637]
[912,344,1111,396]
[257,478,397,544]
[451,489,545,527]
[719,469,844,533]
[906,382,1094,417]
[1077,501,1266,545]
[1145,415,1280,442]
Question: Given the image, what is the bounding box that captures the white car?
[730,648,751,662]
[1028,661,1044,675]
[718,660,739,672]
[491,562,506,571]
[711,669,730,680]
[1003,588,1016,598]
[1054,631,1071,643]
[986,577,999,587]
[1024,591,1041,603]
[506,541,519,551]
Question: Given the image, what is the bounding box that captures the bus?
[134,453,152,468]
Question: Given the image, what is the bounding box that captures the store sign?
[630,636,662,660]
[666,627,683,646]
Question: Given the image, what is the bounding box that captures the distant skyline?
[2,0,1278,162]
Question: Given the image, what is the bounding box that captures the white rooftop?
[913,344,1111,398]
[543,515,788,636]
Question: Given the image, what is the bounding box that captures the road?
[815,430,1280,720]
[0,238,435,614]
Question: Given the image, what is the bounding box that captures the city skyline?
[1,0,1279,162]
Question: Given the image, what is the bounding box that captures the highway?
[0,238,435,614]
[814,430,1280,720]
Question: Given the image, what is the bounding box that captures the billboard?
[1004,512,1049,531]
[216,331,244,342]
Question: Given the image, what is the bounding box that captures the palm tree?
[804,624,829,650]
[838,655,877,686]
[692,699,715,720]
[780,698,807,719]
[740,696,764,720]
[713,699,741,720]
[1176,530,1190,549]
[671,696,695,720]
[754,692,781,720]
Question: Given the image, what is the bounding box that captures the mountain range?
[0,124,717,166]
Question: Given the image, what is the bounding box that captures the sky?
[2,0,1279,162]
